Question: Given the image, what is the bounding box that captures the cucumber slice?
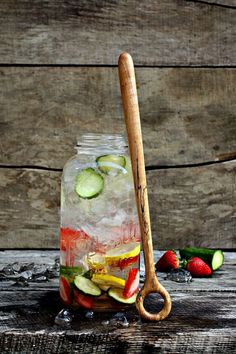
[212,250,224,270]
[179,247,224,271]
[74,275,101,296]
[75,168,104,199]
[96,155,126,175]
[108,288,137,304]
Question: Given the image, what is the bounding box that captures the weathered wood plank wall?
[0,0,235,65]
[1,68,236,167]
[0,0,235,248]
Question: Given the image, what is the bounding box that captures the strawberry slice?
[74,290,94,309]
[155,250,179,272]
[186,257,212,277]
[108,255,140,270]
[60,228,90,250]
[118,255,140,270]
[60,228,91,266]
[123,268,139,299]
[59,276,71,306]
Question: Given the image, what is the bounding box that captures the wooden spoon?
[118,52,172,321]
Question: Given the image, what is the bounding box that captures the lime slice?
[96,155,126,175]
[91,274,125,289]
[108,288,137,304]
[75,168,104,199]
[105,243,140,265]
[74,275,101,296]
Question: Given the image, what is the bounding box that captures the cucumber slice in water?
[74,275,101,296]
[108,288,137,304]
[96,155,126,175]
[75,168,104,199]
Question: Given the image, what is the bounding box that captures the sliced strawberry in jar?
[60,228,79,251]
[60,276,71,306]
[60,228,90,250]
[60,228,92,266]
[123,268,139,299]
[118,255,140,270]
[74,290,94,309]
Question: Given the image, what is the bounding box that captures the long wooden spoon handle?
[118,52,171,321]
[118,52,155,281]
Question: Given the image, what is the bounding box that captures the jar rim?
[76,133,127,144]
[75,133,128,154]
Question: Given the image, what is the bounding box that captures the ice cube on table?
[107,312,129,328]
[55,309,74,328]
[165,269,192,283]
[85,311,94,319]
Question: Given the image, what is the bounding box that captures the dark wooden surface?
[0,250,235,353]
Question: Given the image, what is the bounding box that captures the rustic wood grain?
[0,162,235,249]
[0,168,60,249]
[0,250,235,353]
[0,292,235,353]
[0,250,236,354]
[0,0,235,65]
[0,251,235,292]
[2,249,236,266]
[148,161,236,248]
[0,67,235,168]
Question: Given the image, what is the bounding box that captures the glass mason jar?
[60,133,141,311]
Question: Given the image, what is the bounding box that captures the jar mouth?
[75,133,128,155]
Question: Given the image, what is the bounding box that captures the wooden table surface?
[0,250,235,353]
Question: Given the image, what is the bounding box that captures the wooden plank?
[0,290,235,353]
[0,162,235,249]
[0,169,60,249]
[0,0,235,65]
[0,250,235,352]
[0,251,235,292]
[1,330,235,354]
[148,161,236,249]
[0,249,234,266]
[1,67,236,167]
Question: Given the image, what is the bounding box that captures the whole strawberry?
[155,250,179,272]
[186,257,212,277]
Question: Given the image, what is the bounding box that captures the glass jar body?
[60,134,140,311]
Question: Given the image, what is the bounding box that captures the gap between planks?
[0,64,236,68]
[0,156,236,173]
[186,0,236,10]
